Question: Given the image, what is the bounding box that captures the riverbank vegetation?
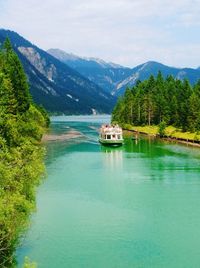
[0,38,49,267]
[112,72,200,142]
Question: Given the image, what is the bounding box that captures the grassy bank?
[122,124,200,144]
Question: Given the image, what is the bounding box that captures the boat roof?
[100,124,122,134]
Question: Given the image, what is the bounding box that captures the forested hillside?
[0,38,49,267]
[112,72,200,133]
[0,29,116,115]
[113,61,200,96]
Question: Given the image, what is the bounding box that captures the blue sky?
[0,0,200,68]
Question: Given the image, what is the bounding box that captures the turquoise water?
[17,115,200,268]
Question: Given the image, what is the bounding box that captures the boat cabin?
[99,124,123,146]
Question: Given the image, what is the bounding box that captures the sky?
[0,0,200,68]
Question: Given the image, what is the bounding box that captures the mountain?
[47,48,132,94]
[113,61,200,95]
[48,49,200,97]
[0,30,116,114]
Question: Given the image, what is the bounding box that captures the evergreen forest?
[0,38,49,267]
[112,72,200,133]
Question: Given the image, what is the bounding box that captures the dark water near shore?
[17,115,200,268]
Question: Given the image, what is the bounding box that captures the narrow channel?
[17,115,200,268]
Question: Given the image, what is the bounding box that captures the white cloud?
[0,0,199,68]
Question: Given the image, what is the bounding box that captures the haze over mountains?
[0,29,199,114]
[48,48,200,96]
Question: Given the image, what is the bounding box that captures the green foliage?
[33,104,50,127]
[0,73,18,115]
[0,38,49,267]
[112,73,200,133]
[158,121,166,137]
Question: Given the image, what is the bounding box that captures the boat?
[99,124,124,146]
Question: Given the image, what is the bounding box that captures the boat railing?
[100,126,122,133]
[100,130,122,133]
[102,130,122,134]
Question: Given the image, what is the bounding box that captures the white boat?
[99,124,123,146]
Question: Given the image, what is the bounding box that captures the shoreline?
[123,127,200,148]
[42,130,84,142]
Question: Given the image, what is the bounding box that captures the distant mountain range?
[47,48,132,94]
[113,61,200,96]
[0,29,199,114]
[48,48,200,96]
[0,29,116,114]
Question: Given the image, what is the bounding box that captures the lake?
[17,115,200,268]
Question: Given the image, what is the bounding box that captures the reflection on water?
[101,146,123,171]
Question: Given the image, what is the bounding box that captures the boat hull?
[99,139,123,146]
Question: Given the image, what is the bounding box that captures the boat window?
[118,135,121,139]
[113,135,116,139]
[107,135,111,139]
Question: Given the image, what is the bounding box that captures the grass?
[123,123,200,142]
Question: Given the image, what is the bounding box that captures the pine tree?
[123,88,134,124]
[188,92,200,131]
[2,38,31,114]
[111,72,200,134]
[112,97,125,123]
[0,72,18,115]
[144,75,155,125]
[188,83,200,131]
[177,79,192,131]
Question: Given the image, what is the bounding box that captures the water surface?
[17,115,200,268]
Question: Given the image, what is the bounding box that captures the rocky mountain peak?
[0,29,116,114]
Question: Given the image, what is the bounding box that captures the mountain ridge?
[47,48,133,94]
[114,61,200,95]
[0,29,199,113]
[0,29,116,114]
[47,48,126,69]
[48,48,200,96]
